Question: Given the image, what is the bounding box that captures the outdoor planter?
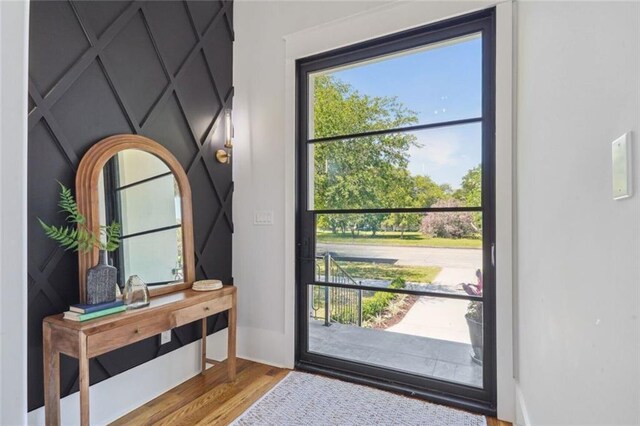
[465,315,483,365]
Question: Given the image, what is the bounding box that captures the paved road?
[317,243,482,269]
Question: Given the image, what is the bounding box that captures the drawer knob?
[204,306,210,311]
[134,328,140,334]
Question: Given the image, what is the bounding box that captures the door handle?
[491,243,495,267]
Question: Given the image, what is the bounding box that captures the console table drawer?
[87,316,170,357]
[171,294,232,327]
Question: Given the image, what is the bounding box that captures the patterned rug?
[231,372,487,425]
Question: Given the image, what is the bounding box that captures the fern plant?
[38,182,121,253]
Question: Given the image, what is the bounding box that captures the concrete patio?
[309,319,483,388]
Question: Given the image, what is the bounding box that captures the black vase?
[86,250,117,305]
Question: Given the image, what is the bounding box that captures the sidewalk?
[387,268,476,344]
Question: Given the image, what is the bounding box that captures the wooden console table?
[43,286,237,426]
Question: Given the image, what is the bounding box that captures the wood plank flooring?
[111,358,511,425]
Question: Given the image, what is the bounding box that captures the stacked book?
[63,300,126,322]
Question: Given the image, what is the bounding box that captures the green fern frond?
[101,221,121,252]
[56,181,85,225]
[38,219,80,251]
[39,181,121,254]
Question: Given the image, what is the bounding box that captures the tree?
[455,165,481,207]
[439,183,455,196]
[414,175,445,208]
[454,165,482,229]
[312,76,418,216]
[312,75,452,235]
[380,169,421,238]
[312,75,417,139]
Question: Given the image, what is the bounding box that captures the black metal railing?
[311,253,363,327]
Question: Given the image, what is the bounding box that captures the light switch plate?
[254,210,274,225]
[612,132,632,200]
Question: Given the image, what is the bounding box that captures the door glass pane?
[316,212,483,297]
[308,33,482,140]
[308,284,483,388]
[308,123,481,210]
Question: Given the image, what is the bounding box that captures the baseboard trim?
[514,384,531,426]
[237,354,291,370]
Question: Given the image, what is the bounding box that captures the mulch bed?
[369,294,419,329]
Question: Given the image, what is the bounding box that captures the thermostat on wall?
[612,132,632,200]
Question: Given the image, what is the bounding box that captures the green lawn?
[316,231,482,249]
[318,260,441,284]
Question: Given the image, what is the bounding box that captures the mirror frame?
[76,134,195,302]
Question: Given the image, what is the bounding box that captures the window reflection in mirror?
[98,149,183,288]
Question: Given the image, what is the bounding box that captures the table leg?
[201,317,207,375]
[227,294,237,381]
[43,323,60,426]
[79,334,90,426]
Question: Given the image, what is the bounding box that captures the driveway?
[316,242,482,269]
[317,242,482,292]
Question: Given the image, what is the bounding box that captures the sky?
[327,33,483,189]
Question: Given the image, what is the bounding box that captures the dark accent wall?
[27,0,233,411]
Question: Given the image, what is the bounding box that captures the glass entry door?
[296,9,496,414]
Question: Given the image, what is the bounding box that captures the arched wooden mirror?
[76,134,195,302]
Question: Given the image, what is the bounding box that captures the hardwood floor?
[486,417,512,426]
[112,358,511,425]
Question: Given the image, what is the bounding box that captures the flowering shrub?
[420,199,478,239]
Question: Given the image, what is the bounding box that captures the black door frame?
[295,8,497,415]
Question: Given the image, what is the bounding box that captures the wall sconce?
[216,108,233,164]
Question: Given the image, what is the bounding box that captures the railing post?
[324,253,330,326]
[309,287,314,319]
[358,286,362,327]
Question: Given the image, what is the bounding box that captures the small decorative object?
[123,275,150,309]
[192,279,223,291]
[39,182,121,304]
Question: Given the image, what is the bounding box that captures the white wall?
[0,1,29,424]
[515,2,640,425]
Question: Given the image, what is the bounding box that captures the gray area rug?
[231,371,487,425]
